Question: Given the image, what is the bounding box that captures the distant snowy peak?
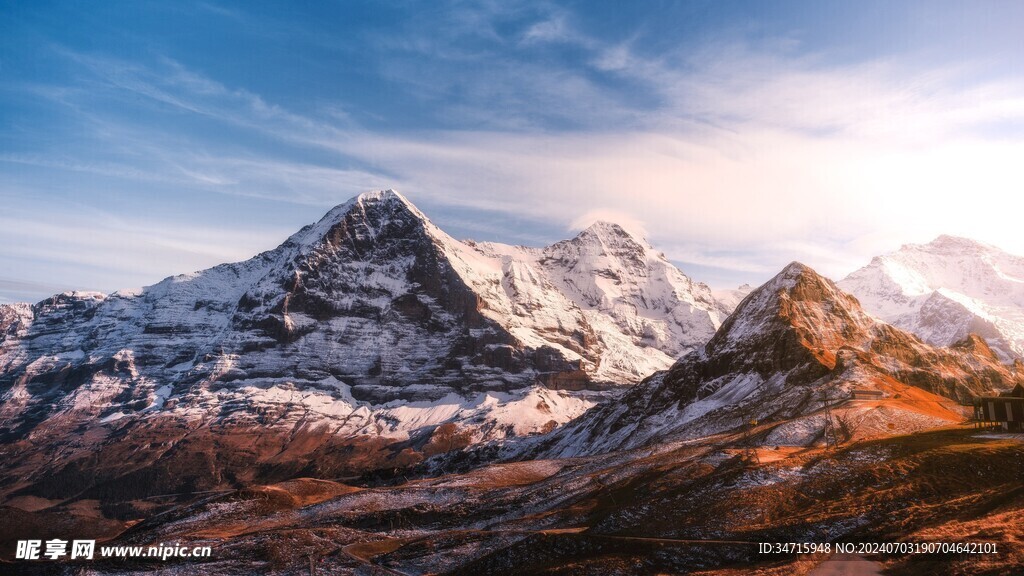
[839,235,1024,359]
[568,220,648,249]
[711,284,754,312]
[466,220,732,382]
[918,234,999,254]
[546,221,723,311]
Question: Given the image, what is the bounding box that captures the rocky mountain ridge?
[0,190,731,502]
[536,262,1024,457]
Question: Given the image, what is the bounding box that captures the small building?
[850,389,885,400]
[974,384,1024,431]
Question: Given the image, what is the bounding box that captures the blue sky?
[4,1,1024,303]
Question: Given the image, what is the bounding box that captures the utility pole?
[820,389,837,450]
[740,407,760,465]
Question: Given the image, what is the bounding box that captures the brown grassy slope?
[448,430,1024,575]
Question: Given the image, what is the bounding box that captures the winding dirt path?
[808,553,884,576]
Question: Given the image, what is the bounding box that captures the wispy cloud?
[521,12,576,45]
[5,2,1024,301]
[19,42,1024,280]
[0,205,293,297]
[0,278,73,302]
[61,50,354,139]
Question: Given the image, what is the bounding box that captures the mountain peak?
[570,221,651,255]
[324,189,421,223]
[730,261,820,312]
[755,261,827,298]
[293,189,433,250]
[951,333,1000,361]
[354,188,413,208]
[706,261,873,370]
[913,234,993,254]
[931,234,981,246]
[778,260,811,278]
[580,220,629,235]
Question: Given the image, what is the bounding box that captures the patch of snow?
[100,411,127,423]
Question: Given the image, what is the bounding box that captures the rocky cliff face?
[0,190,730,502]
[538,262,1024,457]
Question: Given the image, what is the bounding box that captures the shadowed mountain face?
[537,263,1024,457]
[0,190,732,507]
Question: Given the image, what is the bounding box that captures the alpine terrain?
[3,197,1023,576]
[5,259,1020,576]
[0,190,731,508]
[535,261,1023,457]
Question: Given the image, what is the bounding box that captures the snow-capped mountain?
[712,283,754,311]
[468,221,731,383]
[839,235,1024,360]
[537,262,1024,458]
[0,190,731,500]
